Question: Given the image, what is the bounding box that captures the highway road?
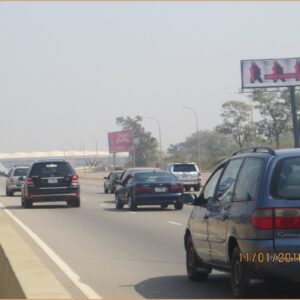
[4,175,297,299]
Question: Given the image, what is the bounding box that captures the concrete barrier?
[0,209,71,299]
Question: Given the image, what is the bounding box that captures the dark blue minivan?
[184,147,300,297]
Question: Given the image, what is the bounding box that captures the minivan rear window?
[271,157,300,199]
[14,168,29,176]
[173,164,196,172]
[30,162,74,177]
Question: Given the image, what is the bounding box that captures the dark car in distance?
[183,147,300,297]
[21,160,80,208]
[115,170,184,210]
[104,171,122,194]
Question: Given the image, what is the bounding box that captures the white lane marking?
[99,203,106,207]
[0,203,102,299]
[128,211,136,214]
[168,221,182,226]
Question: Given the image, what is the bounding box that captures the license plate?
[48,178,58,184]
[155,187,166,192]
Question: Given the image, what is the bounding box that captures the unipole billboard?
[107,130,134,153]
[241,57,300,147]
[241,57,300,89]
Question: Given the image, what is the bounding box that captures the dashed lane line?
[0,203,102,299]
[168,221,182,226]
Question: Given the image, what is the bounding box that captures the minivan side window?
[203,168,224,203]
[271,157,300,199]
[216,159,244,204]
[234,157,264,202]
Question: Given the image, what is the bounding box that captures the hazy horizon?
[1,2,299,153]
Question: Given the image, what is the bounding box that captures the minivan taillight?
[252,208,300,230]
[71,175,79,185]
[274,208,300,229]
[26,177,34,186]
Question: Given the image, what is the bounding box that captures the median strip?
[168,221,182,226]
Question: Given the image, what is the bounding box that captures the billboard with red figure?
[241,57,300,89]
[108,130,134,153]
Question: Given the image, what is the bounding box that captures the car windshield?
[133,172,177,183]
[14,168,29,176]
[271,157,300,199]
[30,162,74,177]
[111,172,121,180]
[173,164,196,172]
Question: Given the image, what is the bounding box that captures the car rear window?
[271,157,300,199]
[173,164,196,172]
[14,168,29,176]
[133,172,177,183]
[30,162,74,177]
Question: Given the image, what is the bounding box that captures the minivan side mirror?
[104,176,108,179]
[181,193,205,206]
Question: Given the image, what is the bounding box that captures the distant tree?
[116,115,158,166]
[167,130,234,170]
[250,89,291,149]
[215,100,252,149]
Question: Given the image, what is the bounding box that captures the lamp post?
[147,116,162,168]
[180,106,201,167]
[89,134,99,165]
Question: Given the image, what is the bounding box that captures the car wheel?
[104,186,108,193]
[231,246,252,298]
[128,196,137,211]
[115,194,124,209]
[194,185,200,192]
[161,204,168,209]
[23,198,32,208]
[186,236,210,281]
[185,186,191,192]
[6,186,9,196]
[174,201,183,210]
[72,197,80,208]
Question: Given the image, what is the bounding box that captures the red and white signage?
[107,130,134,153]
[241,57,300,88]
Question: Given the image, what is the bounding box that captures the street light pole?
[180,106,201,167]
[147,116,163,168]
[89,135,99,165]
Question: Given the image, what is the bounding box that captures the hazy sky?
[1,2,299,153]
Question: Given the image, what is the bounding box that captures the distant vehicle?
[6,165,30,196]
[183,147,300,297]
[21,160,80,208]
[115,170,184,210]
[104,171,122,193]
[115,167,161,192]
[166,163,201,191]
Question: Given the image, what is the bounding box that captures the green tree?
[215,100,252,149]
[167,130,235,171]
[250,89,291,149]
[116,115,158,167]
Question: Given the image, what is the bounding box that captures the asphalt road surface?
[1,176,299,299]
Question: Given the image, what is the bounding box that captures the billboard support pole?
[290,86,299,148]
[112,153,116,169]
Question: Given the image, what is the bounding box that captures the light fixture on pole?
[147,116,163,168]
[180,105,201,167]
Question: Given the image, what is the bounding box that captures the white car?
[166,163,201,191]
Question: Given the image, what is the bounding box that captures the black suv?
[184,147,300,297]
[21,160,80,208]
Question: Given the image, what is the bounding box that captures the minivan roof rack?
[232,146,275,156]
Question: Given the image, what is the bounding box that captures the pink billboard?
[107,130,134,153]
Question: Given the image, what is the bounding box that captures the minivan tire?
[186,236,209,281]
[231,247,252,298]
